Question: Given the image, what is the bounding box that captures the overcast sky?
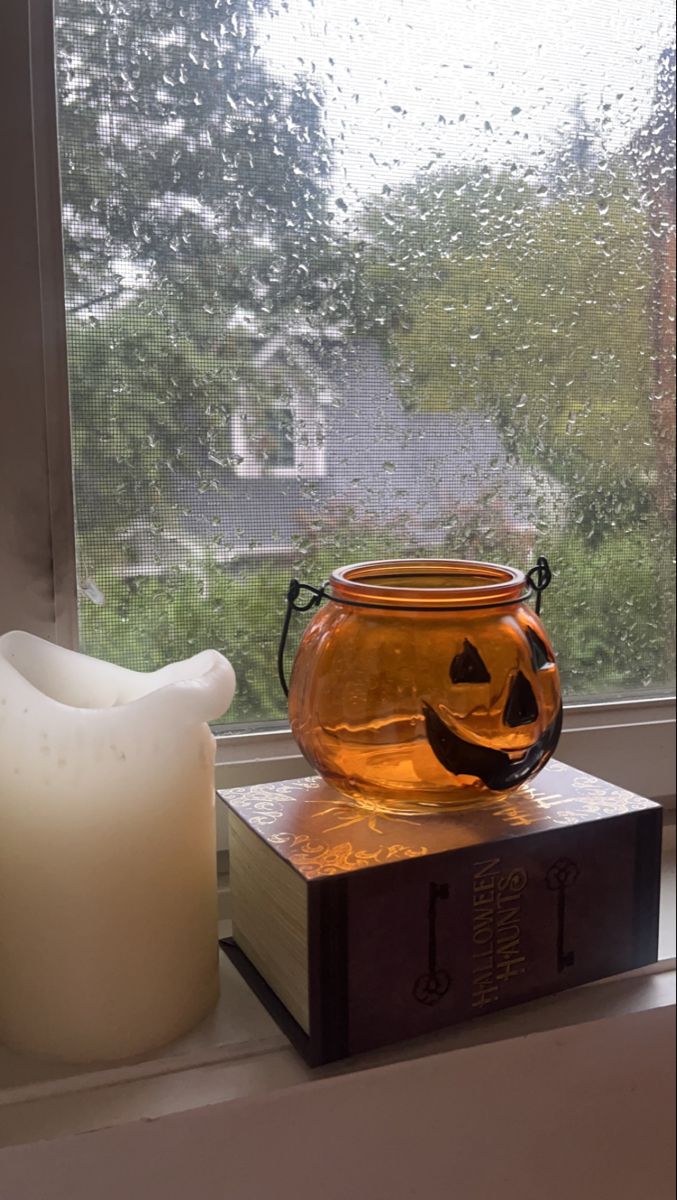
[258,0,674,204]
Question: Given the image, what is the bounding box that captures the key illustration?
[413,882,451,1005]
[546,857,580,972]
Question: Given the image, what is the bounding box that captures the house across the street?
[120,337,565,577]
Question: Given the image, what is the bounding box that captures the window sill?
[214,697,676,798]
[0,843,673,1153]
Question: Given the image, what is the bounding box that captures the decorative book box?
[219,761,662,1066]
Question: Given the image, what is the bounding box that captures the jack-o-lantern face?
[287,559,564,811]
[422,618,562,792]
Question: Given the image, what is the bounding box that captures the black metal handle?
[277,579,326,697]
[277,557,553,697]
[526,555,552,616]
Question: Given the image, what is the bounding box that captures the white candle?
[0,631,235,1063]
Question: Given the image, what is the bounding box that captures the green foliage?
[362,166,658,537]
[436,484,676,697]
[79,519,676,721]
[79,562,290,725]
[439,487,542,567]
[78,509,408,725]
[541,526,676,698]
[288,502,404,579]
[68,300,231,528]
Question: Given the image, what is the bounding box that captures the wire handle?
[278,556,553,697]
[526,555,552,616]
[277,579,326,697]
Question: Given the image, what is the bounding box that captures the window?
[1,0,675,795]
[232,401,327,479]
[260,407,296,473]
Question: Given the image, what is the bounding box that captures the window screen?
[55,0,676,725]
[260,407,296,471]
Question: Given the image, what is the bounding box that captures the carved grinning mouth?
[422,700,563,792]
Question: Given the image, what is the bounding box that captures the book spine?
[631,805,663,965]
[308,875,350,1065]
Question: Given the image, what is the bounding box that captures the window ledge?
[214,697,677,792]
[0,846,674,1153]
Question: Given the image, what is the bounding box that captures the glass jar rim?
[326,558,530,611]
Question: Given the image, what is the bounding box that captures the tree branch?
[67,285,128,314]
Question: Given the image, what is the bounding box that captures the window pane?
[260,408,296,471]
[55,0,676,724]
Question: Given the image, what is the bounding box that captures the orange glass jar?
[285,559,562,814]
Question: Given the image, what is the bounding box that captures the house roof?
[155,338,563,566]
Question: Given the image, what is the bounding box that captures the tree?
[56,0,330,301]
[549,96,601,195]
[67,301,226,533]
[56,0,337,528]
[360,163,657,539]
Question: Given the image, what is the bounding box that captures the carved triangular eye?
[525,626,553,671]
[450,640,491,684]
[504,671,539,727]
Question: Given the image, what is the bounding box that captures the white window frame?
[232,398,327,480]
[1,0,674,816]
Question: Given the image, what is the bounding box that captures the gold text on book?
[471,857,528,1009]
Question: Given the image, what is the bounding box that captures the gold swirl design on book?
[223,763,652,878]
[267,831,428,877]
